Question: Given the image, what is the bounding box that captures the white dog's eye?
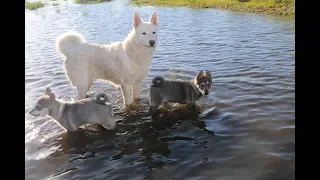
[142,32,146,35]
[153,31,156,34]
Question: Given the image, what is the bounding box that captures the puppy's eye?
[208,84,211,88]
[153,31,156,34]
[142,32,146,35]
[199,84,204,88]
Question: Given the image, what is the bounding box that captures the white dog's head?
[132,11,158,48]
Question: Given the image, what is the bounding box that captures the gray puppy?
[29,87,116,132]
[149,70,212,112]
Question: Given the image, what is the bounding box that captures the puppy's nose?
[205,92,209,95]
[149,40,155,46]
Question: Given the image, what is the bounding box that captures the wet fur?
[29,88,116,132]
[149,70,212,112]
[55,12,159,107]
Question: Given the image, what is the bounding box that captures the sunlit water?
[25,0,295,179]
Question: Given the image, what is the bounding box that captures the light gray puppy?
[149,70,213,112]
[29,87,116,132]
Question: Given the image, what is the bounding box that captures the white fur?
[55,12,159,106]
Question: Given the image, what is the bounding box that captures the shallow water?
[25,0,295,179]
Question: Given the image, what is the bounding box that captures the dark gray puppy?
[149,70,212,112]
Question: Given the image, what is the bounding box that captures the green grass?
[25,1,45,10]
[132,0,294,18]
[74,0,111,4]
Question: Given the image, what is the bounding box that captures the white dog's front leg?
[77,85,89,100]
[132,83,141,102]
[121,85,132,106]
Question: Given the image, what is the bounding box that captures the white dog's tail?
[55,31,86,57]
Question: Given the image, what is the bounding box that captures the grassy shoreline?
[25,1,45,10]
[25,0,111,10]
[131,0,294,18]
[74,0,111,4]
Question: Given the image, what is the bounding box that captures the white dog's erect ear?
[133,12,142,28]
[49,93,56,103]
[45,87,52,96]
[149,11,158,26]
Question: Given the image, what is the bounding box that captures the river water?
[25,0,295,179]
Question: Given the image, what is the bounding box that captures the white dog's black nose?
[149,40,155,46]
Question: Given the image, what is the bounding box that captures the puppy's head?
[29,87,56,117]
[132,11,158,48]
[195,70,213,96]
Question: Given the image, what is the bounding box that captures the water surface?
[25,0,295,179]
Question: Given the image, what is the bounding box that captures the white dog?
[55,11,158,109]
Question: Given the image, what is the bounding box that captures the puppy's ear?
[196,70,204,79]
[45,87,52,96]
[49,93,56,103]
[205,70,212,77]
